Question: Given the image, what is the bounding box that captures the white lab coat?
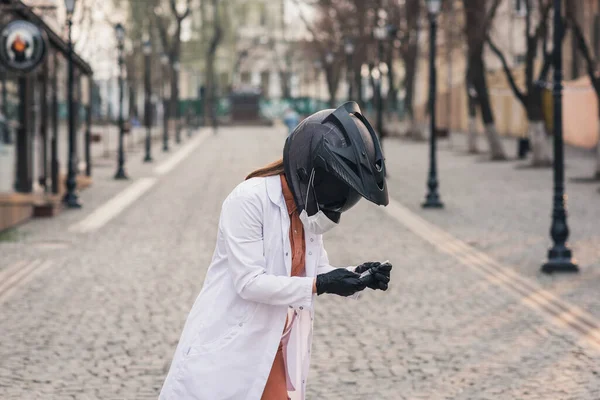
[159,175,347,400]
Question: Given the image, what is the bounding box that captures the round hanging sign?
[0,20,47,73]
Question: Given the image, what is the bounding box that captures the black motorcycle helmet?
[283,102,388,222]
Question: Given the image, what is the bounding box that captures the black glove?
[316,268,367,297]
[354,261,392,291]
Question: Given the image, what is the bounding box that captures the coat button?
[285,252,288,256]
[308,251,312,256]
[239,323,243,327]
[310,238,314,242]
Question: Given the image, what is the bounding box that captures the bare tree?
[275,2,292,99]
[293,0,346,107]
[463,0,507,160]
[203,0,223,125]
[155,0,192,140]
[399,0,422,139]
[568,6,600,180]
[487,0,554,166]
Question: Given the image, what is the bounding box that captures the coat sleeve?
[220,190,314,309]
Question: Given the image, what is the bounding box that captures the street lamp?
[344,39,354,101]
[1,67,10,144]
[143,38,153,163]
[63,0,81,208]
[542,0,578,273]
[114,22,128,180]
[161,53,170,152]
[422,0,443,209]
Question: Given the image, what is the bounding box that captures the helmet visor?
[313,167,362,213]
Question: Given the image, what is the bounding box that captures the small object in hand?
[359,260,392,291]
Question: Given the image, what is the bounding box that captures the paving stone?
[0,127,599,399]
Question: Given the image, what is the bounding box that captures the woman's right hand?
[315,268,367,297]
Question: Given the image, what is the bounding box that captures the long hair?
[245,158,285,180]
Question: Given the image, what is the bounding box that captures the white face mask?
[299,208,338,235]
[299,169,339,235]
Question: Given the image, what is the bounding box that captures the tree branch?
[172,0,192,22]
[483,0,503,33]
[524,0,532,38]
[569,14,600,93]
[208,0,222,55]
[290,0,324,48]
[487,36,527,105]
[537,17,569,83]
[533,0,552,41]
[154,14,171,57]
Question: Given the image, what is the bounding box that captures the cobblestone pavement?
[383,132,600,320]
[1,126,600,399]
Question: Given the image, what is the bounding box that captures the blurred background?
[2,0,600,215]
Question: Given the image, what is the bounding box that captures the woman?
[159,102,392,400]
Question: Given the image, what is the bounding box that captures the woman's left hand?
[354,261,392,291]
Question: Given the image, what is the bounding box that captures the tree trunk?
[280,70,291,99]
[526,98,552,166]
[205,53,216,122]
[466,75,478,153]
[204,0,222,127]
[527,119,552,166]
[325,66,337,108]
[353,63,364,107]
[170,64,179,136]
[128,83,138,119]
[471,55,506,159]
[403,41,422,139]
[386,45,397,114]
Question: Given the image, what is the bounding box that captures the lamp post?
[374,11,387,142]
[114,23,128,180]
[173,60,181,144]
[1,69,9,144]
[344,40,354,101]
[143,38,153,163]
[542,0,578,273]
[63,0,81,208]
[161,53,170,152]
[422,0,443,209]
